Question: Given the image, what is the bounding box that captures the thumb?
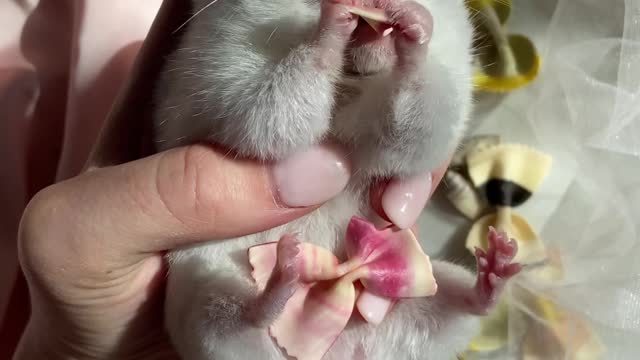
[19,143,351,270]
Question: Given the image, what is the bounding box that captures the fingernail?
[381,172,432,229]
[273,145,351,207]
[356,291,393,325]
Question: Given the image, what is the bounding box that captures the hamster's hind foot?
[468,228,521,315]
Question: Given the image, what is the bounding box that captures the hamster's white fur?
[152,0,487,359]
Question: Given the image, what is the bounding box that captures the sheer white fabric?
[515,0,640,358]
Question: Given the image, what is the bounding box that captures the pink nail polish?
[272,145,351,207]
[381,173,432,229]
[356,291,393,325]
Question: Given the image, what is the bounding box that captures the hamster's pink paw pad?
[470,227,521,314]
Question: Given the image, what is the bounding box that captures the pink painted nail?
[381,172,432,229]
[272,145,351,207]
[356,291,393,325]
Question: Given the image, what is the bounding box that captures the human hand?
[15,140,355,359]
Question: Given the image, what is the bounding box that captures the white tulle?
[508,0,639,358]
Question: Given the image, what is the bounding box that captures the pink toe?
[494,258,506,273]
[504,263,522,277]
[488,273,500,287]
[507,239,519,255]
[278,235,301,256]
[502,237,513,251]
[477,257,488,270]
[487,228,500,250]
[478,271,489,288]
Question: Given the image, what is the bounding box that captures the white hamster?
[152,0,520,359]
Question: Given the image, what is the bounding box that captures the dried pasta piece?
[466,143,552,200]
[444,170,485,220]
[464,143,552,265]
[522,298,605,360]
[467,0,541,92]
[345,5,388,22]
[451,134,502,169]
[346,5,394,36]
[466,211,545,265]
[249,217,436,360]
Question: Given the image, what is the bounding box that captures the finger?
[20,143,351,271]
[370,158,451,229]
[356,290,395,325]
[380,172,432,229]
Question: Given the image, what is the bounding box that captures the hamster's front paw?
[387,1,434,68]
[468,228,522,315]
[319,0,359,36]
[314,0,360,68]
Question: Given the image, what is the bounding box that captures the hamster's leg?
[208,235,302,334]
[169,235,303,359]
[433,228,522,315]
[244,235,303,327]
[328,228,521,360]
[344,1,472,176]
